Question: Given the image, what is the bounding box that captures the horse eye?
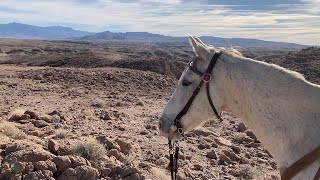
[182,80,192,87]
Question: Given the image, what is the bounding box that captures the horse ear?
[189,35,210,61]
[194,37,208,47]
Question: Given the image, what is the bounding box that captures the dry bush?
[0,120,26,139]
[91,99,105,108]
[231,164,254,180]
[54,129,68,139]
[73,137,106,161]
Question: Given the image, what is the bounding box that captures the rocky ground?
[0,39,318,180]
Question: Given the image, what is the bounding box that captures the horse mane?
[209,46,308,82]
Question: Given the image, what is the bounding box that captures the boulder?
[207,150,217,159]
[57,165,99,180]
[24,110,40,120]
[23,170,54,180]
[115,139,132,155]
[33,160,57,173]
[6,149,53,163]
[9,109,26,121]
[237,122,247,132]
[69,155,91,168]
[222,150,241,162]
[48,139,58,155]
[52,156,72,174]
[96,136,120,151]
[32,120,49,128]
[219,154,233,165]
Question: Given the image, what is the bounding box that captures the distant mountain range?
[0,22,93,39]
[0,22,309,48]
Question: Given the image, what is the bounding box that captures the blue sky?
[0,0,319,45]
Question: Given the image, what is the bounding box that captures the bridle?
[166,52,320,180]
[168,52,222,180]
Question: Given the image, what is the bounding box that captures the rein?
[168,53,222,180]
[281,146,320,180]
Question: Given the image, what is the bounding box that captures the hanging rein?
[168,53,222,180]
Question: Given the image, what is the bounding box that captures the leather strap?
[314,166,320,180]
[175,53,221,126]
[281,146,320,180]
[206,83,221,120]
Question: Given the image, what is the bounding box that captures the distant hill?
[0,22,309,48]
[0,22,93,39]
[80,31,307,48]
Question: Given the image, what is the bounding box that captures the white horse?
[159,36,320,180]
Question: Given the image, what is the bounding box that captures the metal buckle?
[202,73,212,83]
[177,127,184,135]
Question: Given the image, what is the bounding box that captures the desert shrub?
[0,120,25,139]
[91,99,105,108]
[234,165,254,180]
[54,129,68,139]
[73,137,106,161]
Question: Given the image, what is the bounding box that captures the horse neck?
[215,53,320,173]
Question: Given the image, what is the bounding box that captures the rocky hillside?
[265,47,320,84]
[0,39,318,180]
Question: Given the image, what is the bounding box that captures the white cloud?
[0,0,319,45]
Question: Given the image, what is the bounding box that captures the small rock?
[75,165,99,180]
[222,150,241,162]
[214,137,232,146]
[136,100,144,106]
[32,120,49,128]
[50,115,61,123]
[17,119,31,124]
[69,155,91,168]
[22,162,34,175]
[237,122,247,132]
[246,142,259,148]
[108,149,124,161]
[140,131,148,135]
[24,110,39,120]
[23,170,54,180]
[33,160,57,173]
[101,112,112,120]
[101,168,112,177]
[57,168,77,180]
[20,114,31,120]
[56,145,73,156]
[48,139,58,155]
[198,143,211,150]
[9,109,26,121]
[246,130,258,141]
[231,145,241,154]
[115,139,132,155]
[121,167,139,178]
[207,150,217,159]
[219,154,233,164]
[193,164,203,171]
[118,126,126,131]
[39,114,52,123]
[53,156,72,174]
[48,110,60,116]
[124,173,141,180]
[96,136,121,151]
[139,162,150,168]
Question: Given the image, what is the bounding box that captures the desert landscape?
[0,39,319,180]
